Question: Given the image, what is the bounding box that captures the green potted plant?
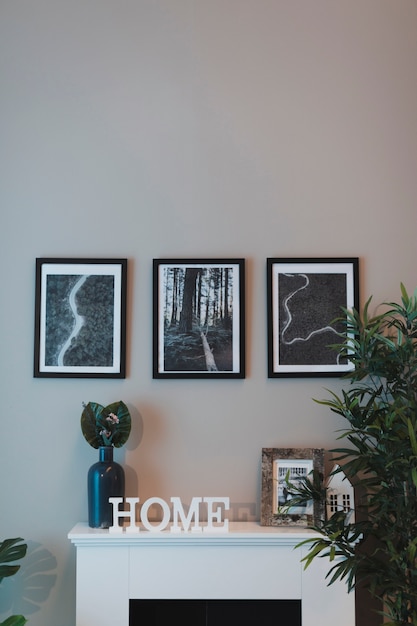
[0,537,27,626]
[287,284,417,626]
[81,401,131,528]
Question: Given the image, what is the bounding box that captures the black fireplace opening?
[129,599,302,625]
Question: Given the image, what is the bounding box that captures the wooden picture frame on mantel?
[261,447,325,527]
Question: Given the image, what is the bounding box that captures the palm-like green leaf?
[0,538,27,625]
[0,616,28,626]
[302,285,417,625]
[81,401,131,448]
[0,538,27,583]
[283,468,326,511]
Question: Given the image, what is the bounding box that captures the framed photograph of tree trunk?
[267,258,359,377]
[34,258,127,378]
[153,259,245,378]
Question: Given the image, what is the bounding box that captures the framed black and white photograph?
[153,258,245,378]
[267,258,359,377]
[34,258,127,378]
[261,447,325,527]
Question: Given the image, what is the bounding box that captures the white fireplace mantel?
[68,522,354,626]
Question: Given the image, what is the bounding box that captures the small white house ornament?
[326,465,355,523]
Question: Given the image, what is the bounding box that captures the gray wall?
[1,1,416,625]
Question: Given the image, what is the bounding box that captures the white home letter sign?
[108,496,230,533]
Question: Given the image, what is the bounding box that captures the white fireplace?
[68,522,354,626]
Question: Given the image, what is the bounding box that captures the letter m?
[170,497,202,533]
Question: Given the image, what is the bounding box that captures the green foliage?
[0,538,27,626]
[81,401,131,448]
[296,284,417,625]
[1,618,27,626]
[163,327,233,372]
[282,468,326,512]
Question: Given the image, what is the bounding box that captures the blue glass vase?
[88,446,125,528]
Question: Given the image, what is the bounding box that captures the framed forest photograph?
[34,258,127,378]
[267,257,359,377]
[153,258,245,378]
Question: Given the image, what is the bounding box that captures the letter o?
[140,497,170,531]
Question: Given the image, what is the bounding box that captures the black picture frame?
[261,447,325,527]
[153,258,245,378]
[267,257,359,378]
[34,258,127,378]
